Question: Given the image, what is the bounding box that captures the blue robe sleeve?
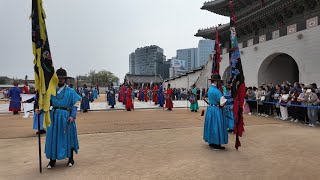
[215,89,223,103]
[69,88,81,119]
[71,106,78,119]
[70,88,82,106]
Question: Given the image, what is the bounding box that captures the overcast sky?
[0,0,228,81]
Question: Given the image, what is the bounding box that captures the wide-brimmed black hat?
[56,67,71,79]
[208,74,222,81]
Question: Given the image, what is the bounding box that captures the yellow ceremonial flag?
[31,0,58,128]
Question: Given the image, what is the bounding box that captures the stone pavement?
[0,100,207,113]
[1,110,320,180]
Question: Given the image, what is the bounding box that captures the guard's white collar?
[57,85,66,94]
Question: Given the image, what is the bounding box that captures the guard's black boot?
[67,158,74,167]
[68,149,74,167]
[209,144,225,150]
[214,145,225,150]
[47,159,56,169]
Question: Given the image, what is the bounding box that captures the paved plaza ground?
[1,108,320,180]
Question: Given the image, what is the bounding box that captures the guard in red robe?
[152,84,158,105]
[126,85,134,111]
[119,85,125,102]
[144,86,149,102]
[22,82,30,94]
[138,86,142,101]
[165,84,173,111]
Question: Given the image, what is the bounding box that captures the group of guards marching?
[77,85,99,113]
[29,70,235,171]
[116,83,173,111]
[115,76,235,151]
[108,76,235,150]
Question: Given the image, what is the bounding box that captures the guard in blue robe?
[26,95,46,134]
[33,111,45,131]
[109,83,116,108]
[76,88,81,96]
[80,85,90,113]
[25,94,46,134]
[203,74,228,150]
[89,87,94,102]
[79,88,83,97]
[157,84,165,107]
[93,88,98,100]
[224,87,235,132]
[140,86,144,101]
[8,82,22,114]
[45,68,81,168]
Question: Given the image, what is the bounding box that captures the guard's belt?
[209,104,220,107]
[53,107,71,112]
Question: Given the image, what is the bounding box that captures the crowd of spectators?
[245,81,320,127]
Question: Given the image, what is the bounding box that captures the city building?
[176,48,198,71]
[128,45,169,80]
[197,39,215,67]
[162,60,171,80]
[169,57,188,78]
[129,53,135,74]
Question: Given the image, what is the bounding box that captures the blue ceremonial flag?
[229,0,246,150]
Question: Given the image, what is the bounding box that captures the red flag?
[229,0,246,150]
[212,27,221,75]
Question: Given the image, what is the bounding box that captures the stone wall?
[220,25,320,86]
[165,70,202,89]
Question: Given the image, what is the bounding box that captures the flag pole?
[32,0,59,171]
[37,112,42,173]
[187,76,189,111]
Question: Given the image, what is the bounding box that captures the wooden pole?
[187,76,189,111]
[37,112,42,173]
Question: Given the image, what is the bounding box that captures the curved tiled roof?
[203,0,227,7]
[196,0,289,39]
[125,74,163,84]
[201,0,232,16]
